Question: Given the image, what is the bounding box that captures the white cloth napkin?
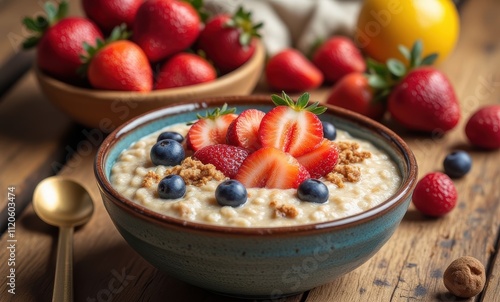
[204,0,362,56]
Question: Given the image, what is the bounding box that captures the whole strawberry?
[155,53,216,89]
[197,7,262,73]
[312,36,366,83]
[266,49,323,92]
[82,0,143,34]
[412,172,457,217]
[388,67,460,132]
[22,1,103,83]
[133,0,201,63]
[465,105,500,149]
[326,72,386,120]
[80,26,153,91]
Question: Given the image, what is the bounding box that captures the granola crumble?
[325,141,371,188]
[270,200,299,218]
[142,157,226,187]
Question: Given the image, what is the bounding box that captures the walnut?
[443,256,486,298]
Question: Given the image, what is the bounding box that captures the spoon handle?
[53,226,74,302]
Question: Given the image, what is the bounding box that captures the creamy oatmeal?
[111,123,401,227]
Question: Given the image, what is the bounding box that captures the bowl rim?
[95,95,418,236]
[34,39,265,100]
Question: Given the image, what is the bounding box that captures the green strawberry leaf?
[22,18,41,32]
[22,36,40,49]
[398,45,411,61]
[366,58,388,76]
[410,40,423,68]
[225,6,263,46]
[368,74,389,89]
[421,53,439,66]
[296,92,310,108]
[387,59,406,77]
[44,2,57,24]
[55,0,69,23]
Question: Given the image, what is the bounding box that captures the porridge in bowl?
[111,93,401,227]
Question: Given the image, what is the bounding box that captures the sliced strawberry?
[259,92,325,157]
[226,109,265,152]
[186,104,238,151]
[296,139,339,178]
[235,147,310,189]
[193,144,249,178]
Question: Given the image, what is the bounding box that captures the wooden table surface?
[1,0,499,301]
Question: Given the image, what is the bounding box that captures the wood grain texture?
[1,0,500,301]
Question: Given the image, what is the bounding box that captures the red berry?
[296,139,339,178]
[86,40,153,92]
[258,92,325,157]
[465,105,500,149]
[312,36,366,83]
[193,144,249,178]
[235,147,310,189]
[186,105,238,152]
[388,67,461,132]
[197,7,261,73]
[326,72,386,120]
[155,53,216,89]
[226,109,265,152]
[133,0,201,63]
[412,172,458,217]
[265,49,323,92]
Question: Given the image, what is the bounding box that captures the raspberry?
[412,172,457,217]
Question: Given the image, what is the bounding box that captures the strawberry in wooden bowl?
[27,0,265,130]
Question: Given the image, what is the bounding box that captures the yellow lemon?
[355,0,460,64]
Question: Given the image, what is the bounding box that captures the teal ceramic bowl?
[94,95,418,298]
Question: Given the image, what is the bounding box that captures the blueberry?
[443,150,472,178]
[297,179,329,203]
[322,121,337,140]
[158,175,186,199]
[150,139,185,166]
[157,131,184,143]
[215,180,247,207]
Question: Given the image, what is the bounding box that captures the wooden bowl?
[35,40,265,130]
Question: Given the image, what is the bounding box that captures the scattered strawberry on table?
[412,172,458,217]
[311,36,366,84]
[22,1,103,84]
[465,105,500,150]
[265,49,323,93]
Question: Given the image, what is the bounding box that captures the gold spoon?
[33,176,94,302]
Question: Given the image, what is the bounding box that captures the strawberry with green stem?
[328,40,460,131]
[22,0,103,83]
[197,6,263,73]
[186,104,238,151]
[79,24,153,92]
[259,91,326,157]
[385,41,460,132]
